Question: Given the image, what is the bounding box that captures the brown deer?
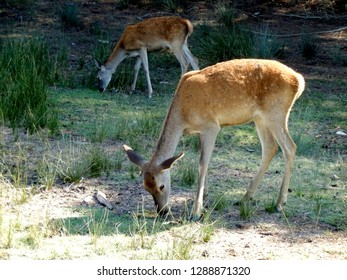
[124,59,305,220]
[94,16,199,98]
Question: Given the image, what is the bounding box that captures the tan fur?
[124,59,305,220]
[95,16,199,97]
[107,17,194,59]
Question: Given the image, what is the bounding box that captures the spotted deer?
[124,59,305,220]
[94,16,199,98]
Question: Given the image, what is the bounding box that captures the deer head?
[94,59,112,93]
[124,145,184,215]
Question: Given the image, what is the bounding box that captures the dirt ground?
[1,1,346,259]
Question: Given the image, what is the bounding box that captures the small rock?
[330,174,340,180]
[94,190,113,210]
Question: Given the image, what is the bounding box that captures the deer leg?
[243,123,278,201]
[182,44,199,70]
[130,56,142,92]
[271,125,297,210]
[191,125,220,220]
[171,43,189,75]
[139,48,153,98]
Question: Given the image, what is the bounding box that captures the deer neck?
[151,106,183,165]
[104,45,126,74]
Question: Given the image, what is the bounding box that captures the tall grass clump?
[0,38,59,134]
[253,25,285,59]
[301,34,318,59]
[195,23,254,64]
[59,2,83,29]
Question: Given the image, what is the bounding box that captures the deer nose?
[157,206,169,217]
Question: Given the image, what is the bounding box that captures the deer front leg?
[191,126,220,221]
[139,48,153,98]
[130,56,142,93]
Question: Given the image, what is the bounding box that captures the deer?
[124,59,305,221]
[94,16,199,98]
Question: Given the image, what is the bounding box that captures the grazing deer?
[94,16,199,98]
[124,59,305,220]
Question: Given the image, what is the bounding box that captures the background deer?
[94,16,199,98]
[124,59,305,220]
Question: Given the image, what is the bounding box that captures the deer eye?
[160,185,165,191]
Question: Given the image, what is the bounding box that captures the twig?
[243,26,347,38]
[272,12,347,20]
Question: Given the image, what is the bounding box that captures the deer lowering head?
[124,59,305,220]
[94,16,199,98]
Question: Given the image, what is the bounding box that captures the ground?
[0,0,346,259]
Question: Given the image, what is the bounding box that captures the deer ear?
[94,58,103,69]
[160,153,184,171]
[123,145,145,168]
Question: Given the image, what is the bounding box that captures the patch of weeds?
[0,38,60,134]
[216,2,237,28]
[88,121,109,143]
[177,160,197,187]
[254,25,285,59]
[301,34,318,59]
[162,235,195,260]
[291,106,323,156]
[37,155,57,190]
[211,193,230,212]
[130,206,165,250]
[21,224,42,249]
[239,201,256,220]
[59,2,83,29]
[56,141,91,183]
[195,23,253,64]
[264,198,278,214]
[87,208,109,246]
[88,146,112,177]
[161,0,190,12]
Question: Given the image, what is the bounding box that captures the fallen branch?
[245,26,347,38]
[272,12,347,20]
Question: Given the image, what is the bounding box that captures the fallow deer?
[124,59,305,220]
[94,16,199,98]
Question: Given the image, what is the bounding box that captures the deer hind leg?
[182,43,199,70]
[130,56,142,92]
[243,123,278,201]
[170,41,189,75]
[271,123,297,210]
[139,48,153,98]
[191,125,220,220]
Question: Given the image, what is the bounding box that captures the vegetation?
[0,0,346,259]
